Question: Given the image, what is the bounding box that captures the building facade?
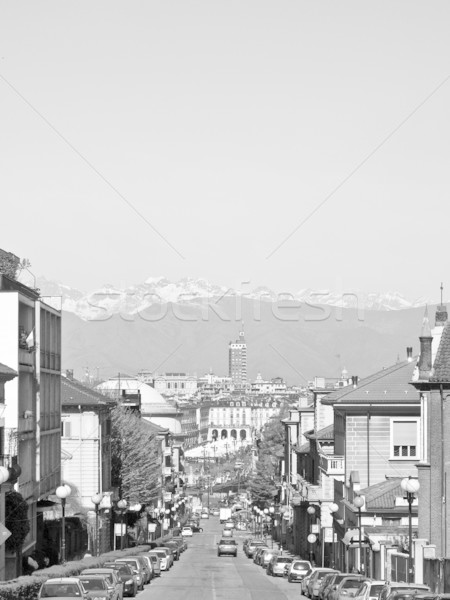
[0,273,62,578]
[228,329,247,388]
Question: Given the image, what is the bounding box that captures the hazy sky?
[1,1,449,300]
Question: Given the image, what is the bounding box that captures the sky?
[1,1,449,301]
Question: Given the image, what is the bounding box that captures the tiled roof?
[360,477,403,510]
[322,360,419,405]
[430,321,450,382]
[306,424,334,440]
[62,377,109,407]
[0,362,17,379]
[141,418,168,435]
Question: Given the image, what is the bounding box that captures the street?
[136,516,301,600]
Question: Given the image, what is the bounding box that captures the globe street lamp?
[401,477,420,583]
[329,502,339,568]
[91,493,103,557]
[117,499,128,550]
[353,495,365,575]
[307,505,317,563]
[55,484,71,563]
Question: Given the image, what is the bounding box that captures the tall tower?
[228,325,247,388]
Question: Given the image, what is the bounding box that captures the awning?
[342,528,371,547]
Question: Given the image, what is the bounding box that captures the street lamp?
[91,493,103,557]
[307,506,317,564]
[329,502,339,568]
[401,477,420,583]
[353,495,365,575]
[117,499,128,550]
[56,484,71,563]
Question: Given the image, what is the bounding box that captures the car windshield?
[293,562,311,570]
[117,560,139,569]
[40,583,82,597]
[220,539,236,544]
[369,585,384,598]
[80,578,107,591]
[317,572,333,580]
[343,579,362,589]
[277,558,293,564]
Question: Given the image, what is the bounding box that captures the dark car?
[217,538,238,557]
[165,540,181,560]
[102,562,137,597]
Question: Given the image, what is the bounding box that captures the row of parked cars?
[242,538,437,600]
[37,536,189,599]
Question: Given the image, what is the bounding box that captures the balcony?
[164,447,172,457]
[319,454,345,476]
[163,466,172,477]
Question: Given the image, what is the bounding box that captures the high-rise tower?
[228,325,247,388]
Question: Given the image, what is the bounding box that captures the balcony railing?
[19,348,34,367]
[319,454,345,475]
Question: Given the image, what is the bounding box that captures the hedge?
[0,534,174,600]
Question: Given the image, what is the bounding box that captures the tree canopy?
[111,406,161,503]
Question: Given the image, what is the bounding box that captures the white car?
[181,526,193,537]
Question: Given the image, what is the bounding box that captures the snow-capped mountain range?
[31,276,431,321]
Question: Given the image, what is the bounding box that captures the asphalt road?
[136,515,302,600]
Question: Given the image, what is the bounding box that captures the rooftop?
[360,477,405,510]
[62,376,109,407]
[322,360,419,406]
[430,321,450,382]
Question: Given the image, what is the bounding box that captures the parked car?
[327,575,367,600]
[222,528,233,537]
[253,546,269,565]
[137,555,154,581]
[321,573,355,600]
[285,559,312,583]
[172,536,188,551]
[148,550,168,571]
[224,520,234,529]
[260,548,279,569]
[302,568,321,596]
[145,553,162,577]
[353,580,386,600]
[318,572,341,600]
[158,547,175,568]
[267,555,293,576]
[213,509,220,516]
[217,538,237,557]
[165,540,181,560]
[192,524,204,533]
[38,578,88,599]
[307,569,339,599]
[114,559,145,591]
[379,583,431,600]
[201,511,209,519]
[102,562,137,597]
[246,540,268,558]
[182,526,193,537]
[80,569,123,600]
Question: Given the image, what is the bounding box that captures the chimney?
[406,347,413,362]
[351,375,359,388]
[418,307,433,380]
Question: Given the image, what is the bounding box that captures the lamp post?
[401,477,420,583]
[307,505,316,564]
[117,499,128,550]
[353,495,365,575]
[56,484,71,563]
[329,502,339,568]
[91,493,103,556]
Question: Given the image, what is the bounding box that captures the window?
[391,419,418,459]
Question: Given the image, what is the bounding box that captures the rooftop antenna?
[441,282,444,305]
